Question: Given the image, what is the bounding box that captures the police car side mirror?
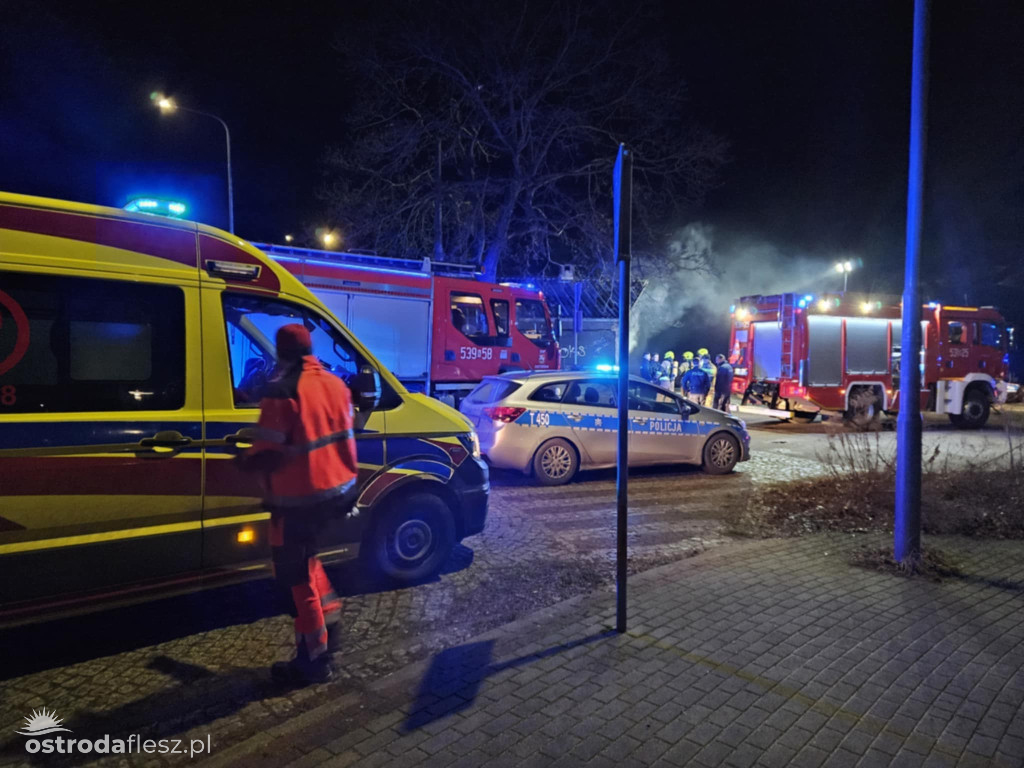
[352,365,381,413]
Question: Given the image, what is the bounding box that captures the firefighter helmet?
[682,351,694,360]
[664,351,675,360]
[697,347,709,357]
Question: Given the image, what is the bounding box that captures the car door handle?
[566,414,583,422]
[138,431,193,450]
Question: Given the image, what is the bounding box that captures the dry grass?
[735,425,1024,539]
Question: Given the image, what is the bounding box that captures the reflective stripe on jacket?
[249,356,358,510]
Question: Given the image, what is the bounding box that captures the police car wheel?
[372,492,455,582]
[702,433,739,475]
[532,438,579,485]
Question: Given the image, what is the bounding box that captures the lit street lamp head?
[151,93,176,112]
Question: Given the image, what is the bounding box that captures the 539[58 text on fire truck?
[729,292,1013,428]
[256,244,560,406]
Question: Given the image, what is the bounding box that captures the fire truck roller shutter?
[314,289,430,380]
[751,322,783,380]
[347,294,430,379]
[807,315,843,386]
[845,318,890,375]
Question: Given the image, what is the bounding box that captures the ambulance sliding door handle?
[224,428,260,446]
[138,430,193,452]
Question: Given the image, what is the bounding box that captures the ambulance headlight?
[459,431,481,459]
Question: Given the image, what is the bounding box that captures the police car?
[460,371,751,485]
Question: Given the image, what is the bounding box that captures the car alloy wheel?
[541,444,573,479]
[708,437,736,468]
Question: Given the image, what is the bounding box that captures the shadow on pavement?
[0,545,476,681]
[951,571,1024,594]
[489,462,710,488]
[403,629,615,732]
[1,654,272,767]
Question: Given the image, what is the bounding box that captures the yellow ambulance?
[0,192,488,623]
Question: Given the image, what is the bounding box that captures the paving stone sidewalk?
[190,533,1024,768]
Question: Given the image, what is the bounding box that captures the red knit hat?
[276,323,313,360]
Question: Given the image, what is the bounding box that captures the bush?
[735,428,1024,539]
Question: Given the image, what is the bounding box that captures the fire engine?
[729,292,1012,428]
[254,243,559,403]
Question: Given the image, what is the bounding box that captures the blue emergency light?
[124,197,188,218]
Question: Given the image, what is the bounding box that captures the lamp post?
[835,260,855,292]
[152,94,235,233]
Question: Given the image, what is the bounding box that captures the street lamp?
[835,260,855,292]
[322,231,337,248]
[151,93,235,233]
[284,234,294,243]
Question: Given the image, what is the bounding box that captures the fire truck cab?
[729,292,1012,428]
[256,244,559,405]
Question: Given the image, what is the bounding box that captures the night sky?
[3,1,1022,343]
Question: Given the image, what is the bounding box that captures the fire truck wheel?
[845,389,881,429]
[950,389,990,429]
[703,433,740,475]
[371,492,455,582]
[532,438,579,485]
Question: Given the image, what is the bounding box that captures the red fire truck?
[729,292,1012,428]
[254,244,559,403]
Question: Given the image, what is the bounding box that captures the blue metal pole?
[613,144,632,633]
[895,0,930,564]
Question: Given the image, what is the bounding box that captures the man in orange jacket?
[239,324,358,685]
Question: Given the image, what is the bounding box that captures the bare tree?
[323,0,727,282]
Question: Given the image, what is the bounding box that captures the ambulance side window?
[0,271,185,413]
[221,293,399,409]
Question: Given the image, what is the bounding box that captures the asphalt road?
[0,417,1019,765]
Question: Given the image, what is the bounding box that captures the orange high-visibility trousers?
[270,513,342,661]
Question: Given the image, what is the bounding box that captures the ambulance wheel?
[702,433,739,475]
[950,389,990,429]
[371,492,455,582]
[532,438,579,485]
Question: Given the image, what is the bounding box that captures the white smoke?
[629,223,847,354]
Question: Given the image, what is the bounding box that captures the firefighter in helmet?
[238,324,358,685]
[658,350,675,387]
